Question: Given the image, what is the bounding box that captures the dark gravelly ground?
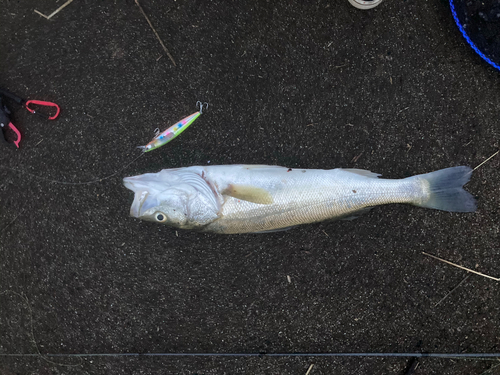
[1,0,499,374]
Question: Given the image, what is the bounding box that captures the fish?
[137,111,201,152]
[123,165,477,234]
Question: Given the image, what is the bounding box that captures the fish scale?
[124,165,476,234]
[205,172,422,234]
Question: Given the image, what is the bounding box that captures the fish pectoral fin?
[343,168,381,178]
[222,184,274,205]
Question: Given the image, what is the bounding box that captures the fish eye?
[155,212,168,222]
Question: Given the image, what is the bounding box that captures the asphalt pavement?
[1,0,499,374]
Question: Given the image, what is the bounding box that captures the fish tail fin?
[413,166,476,212]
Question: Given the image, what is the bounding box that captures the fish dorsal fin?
[240,165,284,169]
[343,169,381,178]
[223,184,273,205]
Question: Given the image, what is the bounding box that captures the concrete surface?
[1,0,499,374]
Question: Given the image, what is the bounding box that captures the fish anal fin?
[223,184,274,205]
[252,226,296,233]
[343,168,381,178]
[340,206,374,220]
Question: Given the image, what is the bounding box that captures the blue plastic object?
[449,0,500,71]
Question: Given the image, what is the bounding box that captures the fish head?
[123,168,220,230]
[128,187,190,227]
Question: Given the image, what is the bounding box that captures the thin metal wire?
[1,352,499,359]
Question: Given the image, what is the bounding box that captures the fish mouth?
[124,177,150,218]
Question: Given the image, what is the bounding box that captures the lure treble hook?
[196,101,209,114]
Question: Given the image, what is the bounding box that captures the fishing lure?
[138,102,207,153]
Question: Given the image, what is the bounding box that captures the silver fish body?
[123,165,476,234]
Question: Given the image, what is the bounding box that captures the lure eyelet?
[155,212,168,222]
